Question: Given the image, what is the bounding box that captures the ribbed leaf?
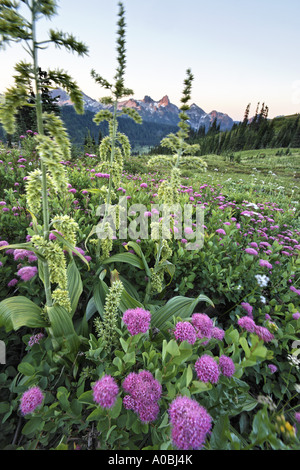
[151,293,214,330]
[119,275,141,302]
[47,305,80,354]
[67,259,83,317]
[127,241,151,276]
[85,297,97,322]
[0,296,47,332]
[102,252,144,270]
[119,288,143,312]
[92,280,109,319]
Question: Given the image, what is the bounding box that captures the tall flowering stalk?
[0,0,89,359]
[148,69,205,205]
[0,0,88,308]
[145,70,205,297]
[90,1,142,260]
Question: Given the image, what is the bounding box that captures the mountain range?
[51,88,235,133]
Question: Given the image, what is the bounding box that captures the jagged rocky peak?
[49,87,235,132]
[158,95,170,107]
[143,95,155,104]
[118,98,140,109]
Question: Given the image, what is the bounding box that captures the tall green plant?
[148,69,206,204]
[0,0,89,360]
[87,2,142,260]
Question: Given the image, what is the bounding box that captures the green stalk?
[31,0,52,307]
[106,98,118,215]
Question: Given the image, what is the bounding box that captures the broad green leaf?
[78,390,94,405]
[127,241,151,276]
[151,293,214,330]
[251,344,268,358]
[186,365,193,387]
[93,280,109,319]
[85,297,97,322]
[18,362,36,377]
[190,380,212,394]
[0,296,47,332]
[86,407,104,422]
[47,305,80,355]
[119,288,143,312]
[102,252,144,270]
[67,259,83,316]
[119,275,141,301]
[22,417,44,436]
[109,397,122,419]
[166,339,180,357]
[210,415,231,450]
[239,337,250,357]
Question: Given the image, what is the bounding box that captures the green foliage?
[0,0,299,454]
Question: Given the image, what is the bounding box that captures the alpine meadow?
[0,0,299,452]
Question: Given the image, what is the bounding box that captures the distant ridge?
[50,88,235,133]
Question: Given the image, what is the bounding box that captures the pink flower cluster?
[168,395,212,450]
[238,316,274,342]
[122,307,151,336]
[17,266,38,281]
[241,302,253,318]
[173,321,197,344]
[92,375,119,409]
[13,249,37,263]
[173,316,225,346]
[122,370,162,422]
[190,313,225,344]
[28,332,44,347]
[195,354,235,384]
[20,386,44,415]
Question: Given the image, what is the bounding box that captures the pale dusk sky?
[1,0,300,121]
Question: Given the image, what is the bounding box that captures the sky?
[1,0,300,121]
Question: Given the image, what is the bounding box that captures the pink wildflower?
[259,259,273,269]
[8,278,18,287]
[254,325,274,343]
[168,396,212,450]
[191,313,213,341]
[122,370,161,422]
[17,266,38,281]
[267,364,277,374]
[122,308,151,336]
[245,247,258,256]
[20,386,44,415]
[219,355,235,377]
[241,302,253,318]
[195,355,220,384]
[28,333,45,347]
[92,375,119,409]
[237,316,256,333]
[174,321,197,344]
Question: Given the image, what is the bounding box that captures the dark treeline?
[189,103,300,156]
[60,106,179,153]
[150,102,300,156]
